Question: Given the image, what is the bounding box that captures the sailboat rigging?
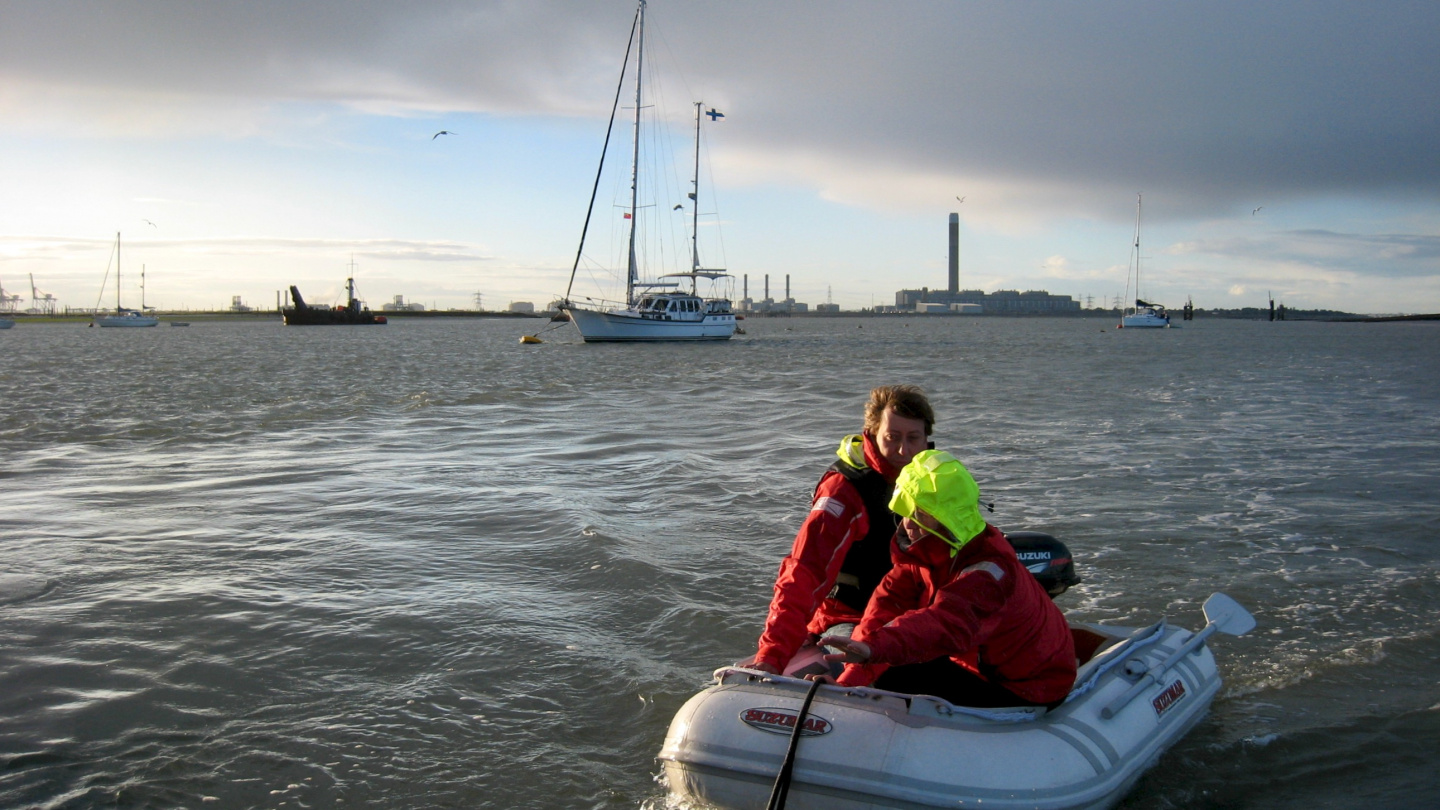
[557,0,737,342]
[93,232,159,327]
[1119,194,1175,329]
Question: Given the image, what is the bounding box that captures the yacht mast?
[1134,193,1142,311]
[691,102,703,292]
[116,232,122,312]
[1123,194,1142,318]
[625,0,646,305]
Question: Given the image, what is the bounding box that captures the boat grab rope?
[1064,620,1168,704]
[765,677,822,810]
[919,700,1042,724]
[716,667,1042,724]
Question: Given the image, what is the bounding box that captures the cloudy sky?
[2,0,1437,314]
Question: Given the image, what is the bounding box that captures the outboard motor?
[1004,531,1081,598]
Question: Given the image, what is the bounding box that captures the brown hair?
[863,385,934,436]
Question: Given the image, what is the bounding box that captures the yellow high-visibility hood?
[888,450,985,556]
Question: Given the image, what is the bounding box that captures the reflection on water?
[1,317,1438,808]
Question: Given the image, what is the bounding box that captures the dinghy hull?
[660,619,1224,810]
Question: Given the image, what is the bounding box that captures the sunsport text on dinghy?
[659,542,1254,810]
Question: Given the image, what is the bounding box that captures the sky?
[2,0,1437,315]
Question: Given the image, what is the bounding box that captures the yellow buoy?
[520,335,543,345]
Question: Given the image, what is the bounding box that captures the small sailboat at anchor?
[1119,194,1176,329]
[556,0,737,342]
[93,232,159,327]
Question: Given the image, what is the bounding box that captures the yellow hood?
[888,450,985,556]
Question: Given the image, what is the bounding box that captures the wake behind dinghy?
[658,535,1254,810]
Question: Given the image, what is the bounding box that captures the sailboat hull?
[94,313,159,327]
[1120,311,1175,329]
[566,306,735,342]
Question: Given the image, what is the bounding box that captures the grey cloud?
[0,234,490,261]
[4,1,1438,215]
[1176,229,1440,278]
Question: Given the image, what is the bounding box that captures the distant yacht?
[1119,194,1176,329]
[556,0,736,342]
[94,232,159,327]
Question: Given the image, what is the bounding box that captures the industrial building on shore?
[737,273,816,315]
[889,213,1081,315]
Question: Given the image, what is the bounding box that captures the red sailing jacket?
[836,523,1077,705]
[754,434,902,673]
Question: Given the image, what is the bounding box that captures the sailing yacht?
[94,232,159,327]
[557,1,737,342]
[1119,194,1176,329]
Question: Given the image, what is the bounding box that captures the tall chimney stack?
[948,213,959,294]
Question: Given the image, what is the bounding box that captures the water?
[2,316,1438,809]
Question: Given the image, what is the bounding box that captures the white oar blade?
[1203,592,1256,636]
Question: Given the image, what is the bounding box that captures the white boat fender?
[1101,592,1255,718]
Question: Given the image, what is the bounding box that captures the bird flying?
[432,130,454,140]
[143,219,157,228]
[1252,206,1263,216]
[956,196,966,203]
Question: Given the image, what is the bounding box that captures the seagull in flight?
[432,130,455,140]
[956,196,966,203]
[1252,206,1263,216]
[142,219,157,228]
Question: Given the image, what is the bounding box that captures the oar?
[1100,592,1254,719]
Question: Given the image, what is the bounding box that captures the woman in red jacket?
[822,450,1076,708]
[750,386,935,677]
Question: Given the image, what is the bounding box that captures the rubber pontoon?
[659,593,1254,810]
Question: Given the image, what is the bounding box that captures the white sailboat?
[557,0,737,342]
[1119,194,1175,329]
[93,232,159,327]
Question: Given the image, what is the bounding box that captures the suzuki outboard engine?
[1004,531,1081,598]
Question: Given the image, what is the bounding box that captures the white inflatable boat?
[659,592,1254,810]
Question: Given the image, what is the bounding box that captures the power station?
[893,212,1080,314]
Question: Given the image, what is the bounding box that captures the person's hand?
[803,672,835,684]
[750,661,780,675]
[819,635,872,664]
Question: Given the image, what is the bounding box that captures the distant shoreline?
[5,309,1436,324]
[1,310,547,324]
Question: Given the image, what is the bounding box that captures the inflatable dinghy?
[660,591,1254,810]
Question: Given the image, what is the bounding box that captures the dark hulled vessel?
[282,279,387,326]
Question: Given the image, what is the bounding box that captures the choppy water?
[1,315,1438,809]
